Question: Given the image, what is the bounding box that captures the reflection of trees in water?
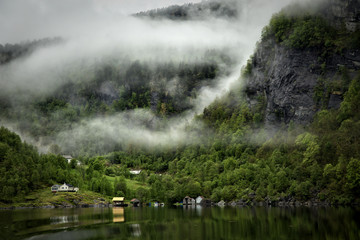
[3,207,359,240]
[50,215,79,225]
[131,224,141,237]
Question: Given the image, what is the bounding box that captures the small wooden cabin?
[200,199,212,206]
[130,198,140,207]
[196,196,204,205]
[112,197,128,207]
[183,196,196,205]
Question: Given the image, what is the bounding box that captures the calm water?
[0,206,359,240]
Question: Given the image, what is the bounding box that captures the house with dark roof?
[51,184,61,193]
[130,198,140,207]
[183,196,196,205]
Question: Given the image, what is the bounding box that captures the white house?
[62,155,81,165]
[59,183,70,191]
[62,155,73,164]
[130,170,142,175]
[51,183,79,193]
[196,196,204,205]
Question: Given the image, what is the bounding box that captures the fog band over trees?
[0,0,295,154]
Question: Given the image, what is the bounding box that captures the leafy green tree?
[135,187,149,203]
[338,75,360,121]
[114,177,128,197]
[346,158,360,195]
[49,144,61,155]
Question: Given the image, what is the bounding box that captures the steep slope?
[244,0,360,125]
[1,0,360,206]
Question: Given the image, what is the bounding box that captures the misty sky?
[0,0,202,43]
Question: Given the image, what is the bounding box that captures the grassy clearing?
[0,188,111,208]
[105,176,150,190]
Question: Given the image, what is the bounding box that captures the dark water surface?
[0,206,359,240]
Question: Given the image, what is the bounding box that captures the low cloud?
[0,0,300,154]
[55,109,205,154]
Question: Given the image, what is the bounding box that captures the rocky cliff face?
[245,0,360,126]
[327,0,360,31]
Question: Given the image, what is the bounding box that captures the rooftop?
[112,197,125,201]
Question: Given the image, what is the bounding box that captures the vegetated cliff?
[244,0,360,126]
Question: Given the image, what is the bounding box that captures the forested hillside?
[0,126,149,205]
[0,126,77,202]
[81,0,359,205]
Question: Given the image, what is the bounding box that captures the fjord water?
[1,206,359,240]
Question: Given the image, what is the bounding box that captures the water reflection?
[0,206,358,240]
[182,204,204,216]
[112,207,124,223]
[130,223,141,237]
[50,215,79,225]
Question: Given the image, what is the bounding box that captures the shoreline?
[0,201,358,210]
[0,203,111,210]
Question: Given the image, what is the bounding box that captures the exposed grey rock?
[328,93,343,109]
[229,201,237,207]
[326,0,360,32]
[217,200,226,207]
[246,41,320,125]
[244,0,360,126]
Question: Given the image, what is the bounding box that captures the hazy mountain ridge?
[0,37,62,65]
[134,0,239,20]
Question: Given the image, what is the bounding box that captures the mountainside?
[0,41,233,154]
[1,0,360,206]
[244,0,360,125]
[0,0,243,155]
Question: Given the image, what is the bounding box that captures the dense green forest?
[2,72,359,205]
[1,2,360,206]
[73,72,360,205]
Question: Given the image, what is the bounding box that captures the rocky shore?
[0,193,111,210]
